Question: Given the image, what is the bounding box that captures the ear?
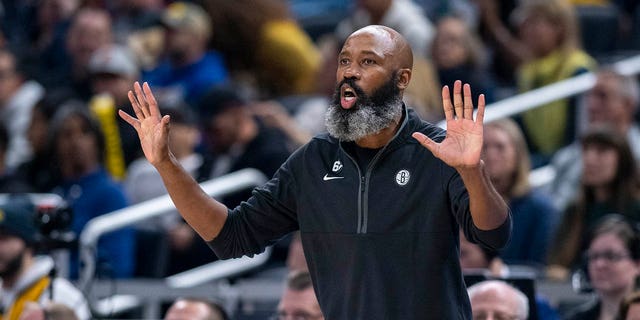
[396,68,412,90]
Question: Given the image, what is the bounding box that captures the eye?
[339,58,350,65]
[362,58,375,65]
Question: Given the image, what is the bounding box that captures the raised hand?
[412,80,485,169]
[118,81,172,167]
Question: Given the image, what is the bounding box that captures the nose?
[342,64,361,80]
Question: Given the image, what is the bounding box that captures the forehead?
[471,288,519,312]
[341,28,395,57]
[591,233,626,250]
[279,288,320,311]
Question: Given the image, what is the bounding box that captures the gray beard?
[324,98,403,142]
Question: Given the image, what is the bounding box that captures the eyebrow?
[339,49,385,59]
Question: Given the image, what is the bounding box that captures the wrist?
[153,152,179,171]
[455,160,484,176]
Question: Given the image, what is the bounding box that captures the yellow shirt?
[1,276,50,320]
[518,49,596,155]
[256,20,321,96]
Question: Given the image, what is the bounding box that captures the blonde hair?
[512,0,581,52]
[485,118,532,198]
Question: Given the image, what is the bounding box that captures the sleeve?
[50,278,91,320]
[446,165,512,251]
[208,154,300,259]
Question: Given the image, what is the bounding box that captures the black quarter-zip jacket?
[209,106,512,319]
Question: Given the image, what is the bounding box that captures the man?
[273,270,323,320]
[164,297,228,320]
[0,202,90,320]
[142,1,228,111]
[548,69,640,213]
[120,25,510,318]
[88,44,143,170]
[63,7,114,100]
[467,280,529,320]
[196,87,291,187]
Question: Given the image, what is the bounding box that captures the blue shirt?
[55,168,134,278]
[142,51,228,110]
[500,189,558,266]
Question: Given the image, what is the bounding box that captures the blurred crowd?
[0,0,639,319]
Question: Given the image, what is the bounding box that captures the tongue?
[341,96,357,109]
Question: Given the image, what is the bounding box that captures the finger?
[118,109,141,131]
[128,90,147,120]
[476,94,486,124]
[142,82,160,118]
[133,82,150,118]
[463,83,474,119]
[161,114,171,137]
[412,132,440,156]
[453,80,463,119]
[442,85,453,121]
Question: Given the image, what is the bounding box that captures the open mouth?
[340,85,358,109]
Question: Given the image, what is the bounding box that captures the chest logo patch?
[395,169,410,186]
[332,160,343,173]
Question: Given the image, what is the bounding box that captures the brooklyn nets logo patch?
[395,169,410,186]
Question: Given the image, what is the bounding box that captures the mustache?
[335,78,367,98]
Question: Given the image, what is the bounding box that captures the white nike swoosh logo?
[323,174,344,181]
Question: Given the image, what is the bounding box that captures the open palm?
[413,80,485,169]
[118,82,172,166]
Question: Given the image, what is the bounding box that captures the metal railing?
[78,168,268,296]
[437,54,640,187]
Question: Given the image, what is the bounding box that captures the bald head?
[347,25,413,70]
[467,280,529,320]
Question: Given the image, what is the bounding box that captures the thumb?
[412,132,439,155]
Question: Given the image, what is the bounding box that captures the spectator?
[548,127,640,280]
[431,15,495,104]
[62,7,114,100]
[196,87,291,186]
[15,90,73,193]
[164,297,228,320]
[477,0,596,166]
[0,201,90,320]
[564,214,640,320]
[142,1,228,111]
[467,280,529,320]
[271,270,323,320]
[23,0,79,90]
[0,48,45,171]
[482,119,558,267]
[49,104,134,278]
[548,68,640,213]
[162,87,291,274]
[201,0,320,99]
[460,230,562,320]
[88,44,143,169]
